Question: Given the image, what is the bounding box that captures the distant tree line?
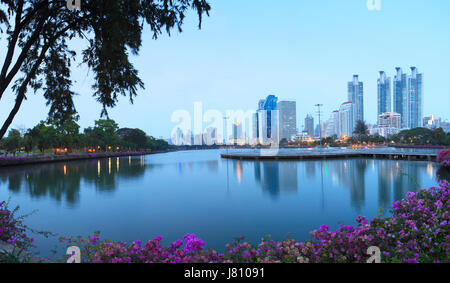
[0,118,171,155]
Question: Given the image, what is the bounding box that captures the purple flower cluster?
[60,181,449,263]
[0,201,34,250]
[437,150,450,168]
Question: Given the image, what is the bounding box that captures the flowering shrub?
[61,181,449,263]
[0,201,34,250]
[437,150,450,168]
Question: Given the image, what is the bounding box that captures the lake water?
[0,149,440,259]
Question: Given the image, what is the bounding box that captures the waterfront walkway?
[220,147,441,161]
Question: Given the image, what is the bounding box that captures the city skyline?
[0,0,449,138]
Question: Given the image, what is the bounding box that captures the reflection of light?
[117,157,120,172]
[129,156,131,166]
[237,161,242,184]
[63,165,67,176]
[108,158,111,175]
[97,160,101,176]
[427,163,434,179]
[140,156,144,167]
[344,162,347,169]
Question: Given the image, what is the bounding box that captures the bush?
[437,150,450,168]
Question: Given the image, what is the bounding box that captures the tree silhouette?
[0,0,211,139]
[353,120,368,137]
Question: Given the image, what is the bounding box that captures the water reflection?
[253,161,298,198]
[0,153,439,212]
[0,156,147,204]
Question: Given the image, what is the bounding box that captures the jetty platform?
[220,147,441,161]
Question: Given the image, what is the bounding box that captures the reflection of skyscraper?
[305,162,316,180]
[327,159,367,211]
[377,160,392,210]
[279,162,298,193]
[254,161,298,198]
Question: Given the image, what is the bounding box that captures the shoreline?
[0,150,175,168]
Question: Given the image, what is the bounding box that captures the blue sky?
[1,0,450,138]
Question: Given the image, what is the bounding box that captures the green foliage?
[2,129,22,155]
[353,120,369,136]
[0,118,170,154]
[391,127,449,145]
[0,0,211,139]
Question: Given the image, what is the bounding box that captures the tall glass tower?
[348,75,364,123]
[393,67,423,128]
[377,71,391,116]
[407,67,423,128]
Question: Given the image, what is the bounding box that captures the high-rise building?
[277,100,297,141]
[393,67,423,129]
[378,112,401,138]
[232,121,244,144]
[407,67,423,128]
[304,114,314,137]
[339,102,356,137]
[255,95,280,144]
[348,75,364,123]
[377,71,391,116]
[325,110,340,137]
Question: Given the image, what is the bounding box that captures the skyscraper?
[255,95,279,144]
[393,67,423,129]
[339,102,356,137]
[377,71,391,116]
[325,110,339,137]
[277,100,297,141]
[304,114,314,137]
[348,75,364,123]
[407,67,423,128]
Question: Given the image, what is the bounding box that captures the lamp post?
[315,104,323,149]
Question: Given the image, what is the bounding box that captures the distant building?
[325,110,339,137]
[339,102,356,137]
[378,112,401,138]
[423,115,440,129]
[255,95,280,145]
[377,71,391,116]
[393,67,423,129]
[304,114,314,137]
[231,121,244,144]
[204,127,218,145]
[348,75,364,123]
[278,100,297,141]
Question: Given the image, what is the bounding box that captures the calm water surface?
[0,150,440,258]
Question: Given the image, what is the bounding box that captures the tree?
[0,0,211,139]
[116,128,147,149]
[87,119,119,150]
[3,128,22,155]
[353,120,369,137]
